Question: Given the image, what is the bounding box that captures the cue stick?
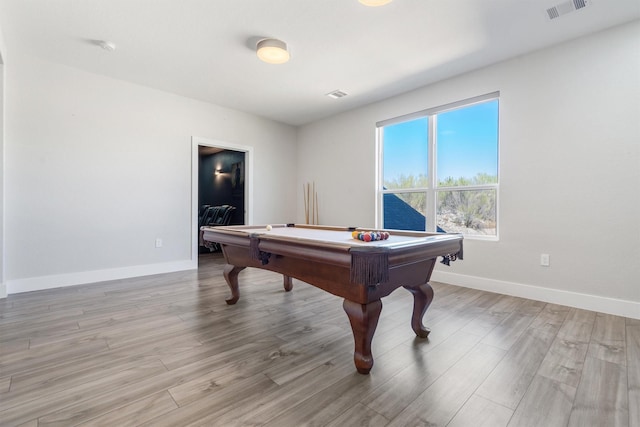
[315,187,318,224]
[303,183,309,224]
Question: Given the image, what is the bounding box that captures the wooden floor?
[1,253,638,427]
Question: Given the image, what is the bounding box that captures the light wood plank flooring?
[1,253,637,426]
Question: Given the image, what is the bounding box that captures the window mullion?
[437,184,499,192]
[426,115,436,232]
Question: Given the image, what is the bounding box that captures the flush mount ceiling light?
[359,0,393,6]
[256,38,290,64]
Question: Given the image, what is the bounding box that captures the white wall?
[5,52,297,293]
[297,21,640,318]
[0,21,6,299]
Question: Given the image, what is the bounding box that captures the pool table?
[201,224,463,374]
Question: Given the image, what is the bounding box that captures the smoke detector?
[546,0,592,20]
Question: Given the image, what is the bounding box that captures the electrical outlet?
[155,238,163,248]
[540,253,550,267]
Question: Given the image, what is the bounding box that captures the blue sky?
[383,100,498,185]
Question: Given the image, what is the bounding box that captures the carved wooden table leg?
[403,282,434,338]
[343,299,383,374]
[283,275,293,292]
[223,264,246,305]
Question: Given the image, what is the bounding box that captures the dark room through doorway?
[197,145,246,260]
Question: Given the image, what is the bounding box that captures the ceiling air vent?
[546,0,591,20]
[326,90,348,99]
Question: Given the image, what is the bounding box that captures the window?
[377,92,499,238]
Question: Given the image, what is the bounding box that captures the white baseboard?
[6,259,197,295]
[0,282,6,299]
[432,271,640,320]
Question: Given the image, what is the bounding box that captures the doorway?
[191,137,253,267]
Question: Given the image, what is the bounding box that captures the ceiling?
[1,0,638,126]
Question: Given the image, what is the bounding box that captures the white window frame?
[376,92,500,240]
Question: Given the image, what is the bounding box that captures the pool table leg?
[283,275,293,292]
[403,282,434,338]
[343,299,383,374]
[223,264,246,305]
